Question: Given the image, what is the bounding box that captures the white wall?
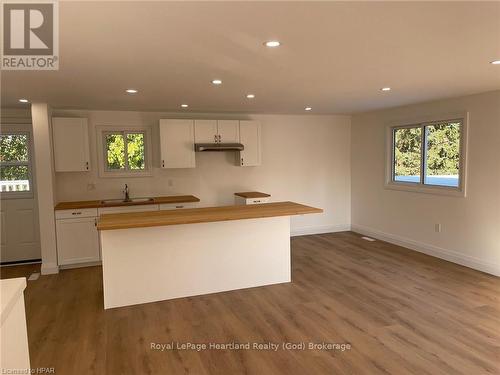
[351,90,500,276]
[31,103,58,274]
[52,110,352,235]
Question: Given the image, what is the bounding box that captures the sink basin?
[100,197,154,205]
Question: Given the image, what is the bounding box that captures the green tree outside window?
[105,132,145,171]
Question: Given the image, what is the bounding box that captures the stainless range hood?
[195,143,244,152]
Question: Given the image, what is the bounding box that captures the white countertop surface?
[1,277,27,326]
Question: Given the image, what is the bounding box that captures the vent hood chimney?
[195,143,244,152]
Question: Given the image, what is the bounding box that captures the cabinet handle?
[218,134,221,142]
[241,157,244,166]
[162,160,165,168]
[85,161,89,170]
[72,212,82,215]
[94,218,97,227]
[175,205,183,209]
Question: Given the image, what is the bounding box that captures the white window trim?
[96,125,153,178]
[385,112,468,197]
[0,126,35,199]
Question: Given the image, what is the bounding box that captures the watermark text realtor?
[1,0,59,70]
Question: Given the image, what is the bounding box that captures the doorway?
[0,123,41,264]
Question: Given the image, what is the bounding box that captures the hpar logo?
[1,0,59,70]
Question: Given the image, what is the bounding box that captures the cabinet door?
[217,120,240,143]
[159,119,195,168]
[52,117,90,172]
[56,217,100,265]
[194,120,217,143]
[239,120,261,166]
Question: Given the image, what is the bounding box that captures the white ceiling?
[2,1,500,114]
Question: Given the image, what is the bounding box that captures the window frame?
[0,128,34,199]
[385,112,468,197]
[96,125,152,178]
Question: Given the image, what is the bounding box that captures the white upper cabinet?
[159,119,195,169]
[217,120,240,143]
[239,120,261,166]
[52,117,90,172]
[194,119,239,143]
[194,120,217,143]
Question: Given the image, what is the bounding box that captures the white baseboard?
[351,224,500,277]
[59,261,101,270]
[41,262,59,275]
[291,224,351,237]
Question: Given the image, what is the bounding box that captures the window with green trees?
[392,120,462,188]
[104,131,145,171]
[0,133,32,193]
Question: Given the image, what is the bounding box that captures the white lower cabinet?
[55,203,194,267]
[56,215,100,266]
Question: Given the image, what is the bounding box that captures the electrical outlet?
[435,223,441,233]
[168,179,173,187]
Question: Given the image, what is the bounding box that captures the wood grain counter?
[97,201,322,230]
[54,195,200,210]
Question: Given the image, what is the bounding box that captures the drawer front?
[246,197,269,205]
[159,203,197,210]
[98,204,159,215]
[55,208,98,219]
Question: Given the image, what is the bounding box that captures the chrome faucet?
[124,184,130,202]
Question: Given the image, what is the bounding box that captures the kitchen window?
[97,126,152,177]
[386,114,468,196]
[0,132,33,197]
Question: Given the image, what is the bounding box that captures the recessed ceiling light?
[264,40,281,47]
[125,89,138,94]
[380,87,391,92]
[181,104,189,108]
[305,107,312,111]
[246,94,255,99]
[19,98,29,103]
[491,60,500,65]
[211,79,222,85]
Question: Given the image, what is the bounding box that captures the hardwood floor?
[3,232,499,374]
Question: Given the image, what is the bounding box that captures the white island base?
[101,216,291,309]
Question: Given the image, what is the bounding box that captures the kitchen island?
[98,202,322,309]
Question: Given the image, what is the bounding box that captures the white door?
[52,117,90,172]
[159,119,195,168]
[56,217,100,265]
[239,120,261,166]
[0,124,41,263]
[194,120,217,143]
[217,120,240,143]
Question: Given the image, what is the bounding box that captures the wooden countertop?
[54,195,200,210]
[234,191,271,198]
[98,201,323,230]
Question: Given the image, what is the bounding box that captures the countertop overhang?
[1,278,27,326]
[97,201,323,231]
[54,195,200,210]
